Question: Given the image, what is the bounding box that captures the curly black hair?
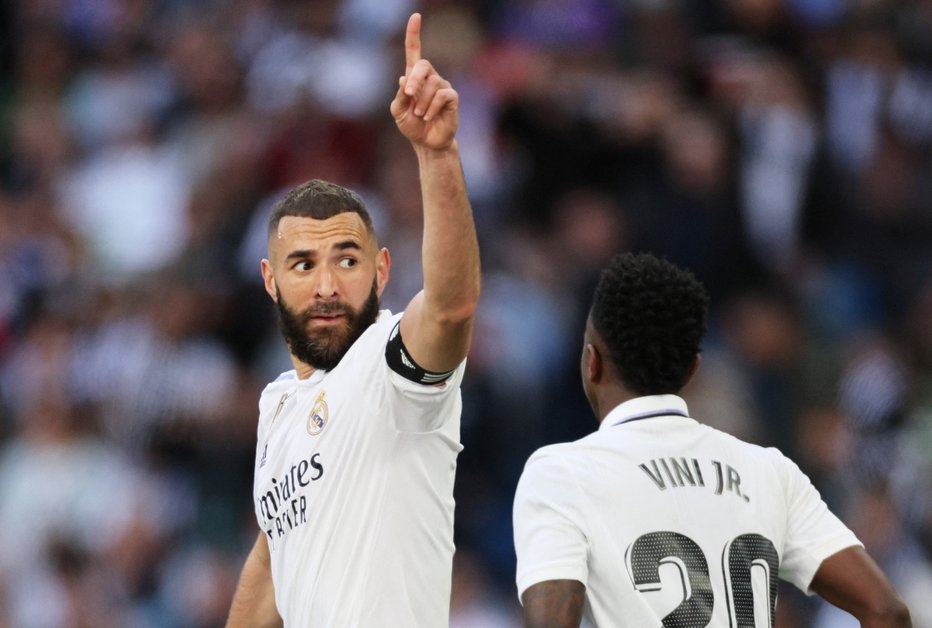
[268,179,376,240]
[590,252,709,396]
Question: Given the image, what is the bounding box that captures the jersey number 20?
[627,531,779,627]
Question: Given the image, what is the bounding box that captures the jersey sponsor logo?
[257,452,325,543]
[307,391,328,436]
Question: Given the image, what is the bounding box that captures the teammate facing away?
[225,13,480,628]
[512,253,911,627]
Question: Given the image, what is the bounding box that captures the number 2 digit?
[628,531,714,627]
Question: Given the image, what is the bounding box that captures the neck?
[593,387,638,425]
[292,357,317,380]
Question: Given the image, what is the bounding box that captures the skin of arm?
[521,579,586,628]
[390,13,481,374]
[809,546,912,627]
[226,532,283,628]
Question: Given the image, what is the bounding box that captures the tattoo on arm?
[523,580,585,628]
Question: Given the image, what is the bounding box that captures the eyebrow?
[284,241,362,261]
[285,249,316,262]
[334,240,363,252]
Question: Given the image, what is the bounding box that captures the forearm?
[392,13,480,371]
[857,610,912,628]
[226,535,282,628]
[522,580,585,628]
[415,140,481,323]
[810,547,911,627]
[830,592,911,628]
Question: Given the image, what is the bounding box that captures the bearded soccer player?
[225,13,480,627]
[513,253,910,627]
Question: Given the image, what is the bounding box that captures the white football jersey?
[253,310,465,627]
[513,395,861,627]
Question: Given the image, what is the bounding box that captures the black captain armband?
[385,321,456,385]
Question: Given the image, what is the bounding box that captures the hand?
[390,13,458,151]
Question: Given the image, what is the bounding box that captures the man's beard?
[275,280,380,371]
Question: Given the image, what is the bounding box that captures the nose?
[315,265,337,299]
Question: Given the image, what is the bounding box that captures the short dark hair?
[590,252,709,395]
[268,179,376,239]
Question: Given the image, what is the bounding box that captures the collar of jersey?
[600,394,690,430]
[303,369,327,385]
[275,368,327,385]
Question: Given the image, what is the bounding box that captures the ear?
[261,259,277,301]
[375,247,391,297]
[585,342,603,385]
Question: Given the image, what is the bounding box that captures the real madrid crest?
[307,391,328,436]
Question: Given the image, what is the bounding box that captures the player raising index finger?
[391,13,459,152]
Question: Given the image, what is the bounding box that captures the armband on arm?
[385,321,456,385]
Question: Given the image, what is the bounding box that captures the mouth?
[309,313,346,326]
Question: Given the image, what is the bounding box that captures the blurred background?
[0,0,930,625]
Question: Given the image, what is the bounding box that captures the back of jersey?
[513,400,860,627]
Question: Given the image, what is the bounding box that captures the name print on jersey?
[257,453,325,542]
[638,457,750,502]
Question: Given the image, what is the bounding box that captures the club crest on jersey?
[307,391,328,436]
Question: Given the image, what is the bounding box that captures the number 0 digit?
[724,534,779,627]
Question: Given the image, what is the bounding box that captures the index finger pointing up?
[405,13,422,72]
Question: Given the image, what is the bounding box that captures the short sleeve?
[775,452,863,593]
[384,360,465,432]
[349,310,465,433]
[513,449,589,601]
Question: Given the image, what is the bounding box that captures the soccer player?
[225,13,480,627]
[513,253,911,627]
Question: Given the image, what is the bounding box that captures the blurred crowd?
[0,0,931,626]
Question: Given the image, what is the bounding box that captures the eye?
[337,257,358,269]
[293,261,313,272]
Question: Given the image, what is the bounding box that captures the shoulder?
[518,438,590,491]
[523,426,612,469]
[697,421,787,459]
[700,423,811,489]
[745,440,801,475]
[514,442,592,526]
[260,370,296,398]
[525,435,589,465]
[272,370,297,384]
[355,309,401,349]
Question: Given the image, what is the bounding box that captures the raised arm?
[809,546,911,627]
[226,532,282,628]
[390,12,481,374]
